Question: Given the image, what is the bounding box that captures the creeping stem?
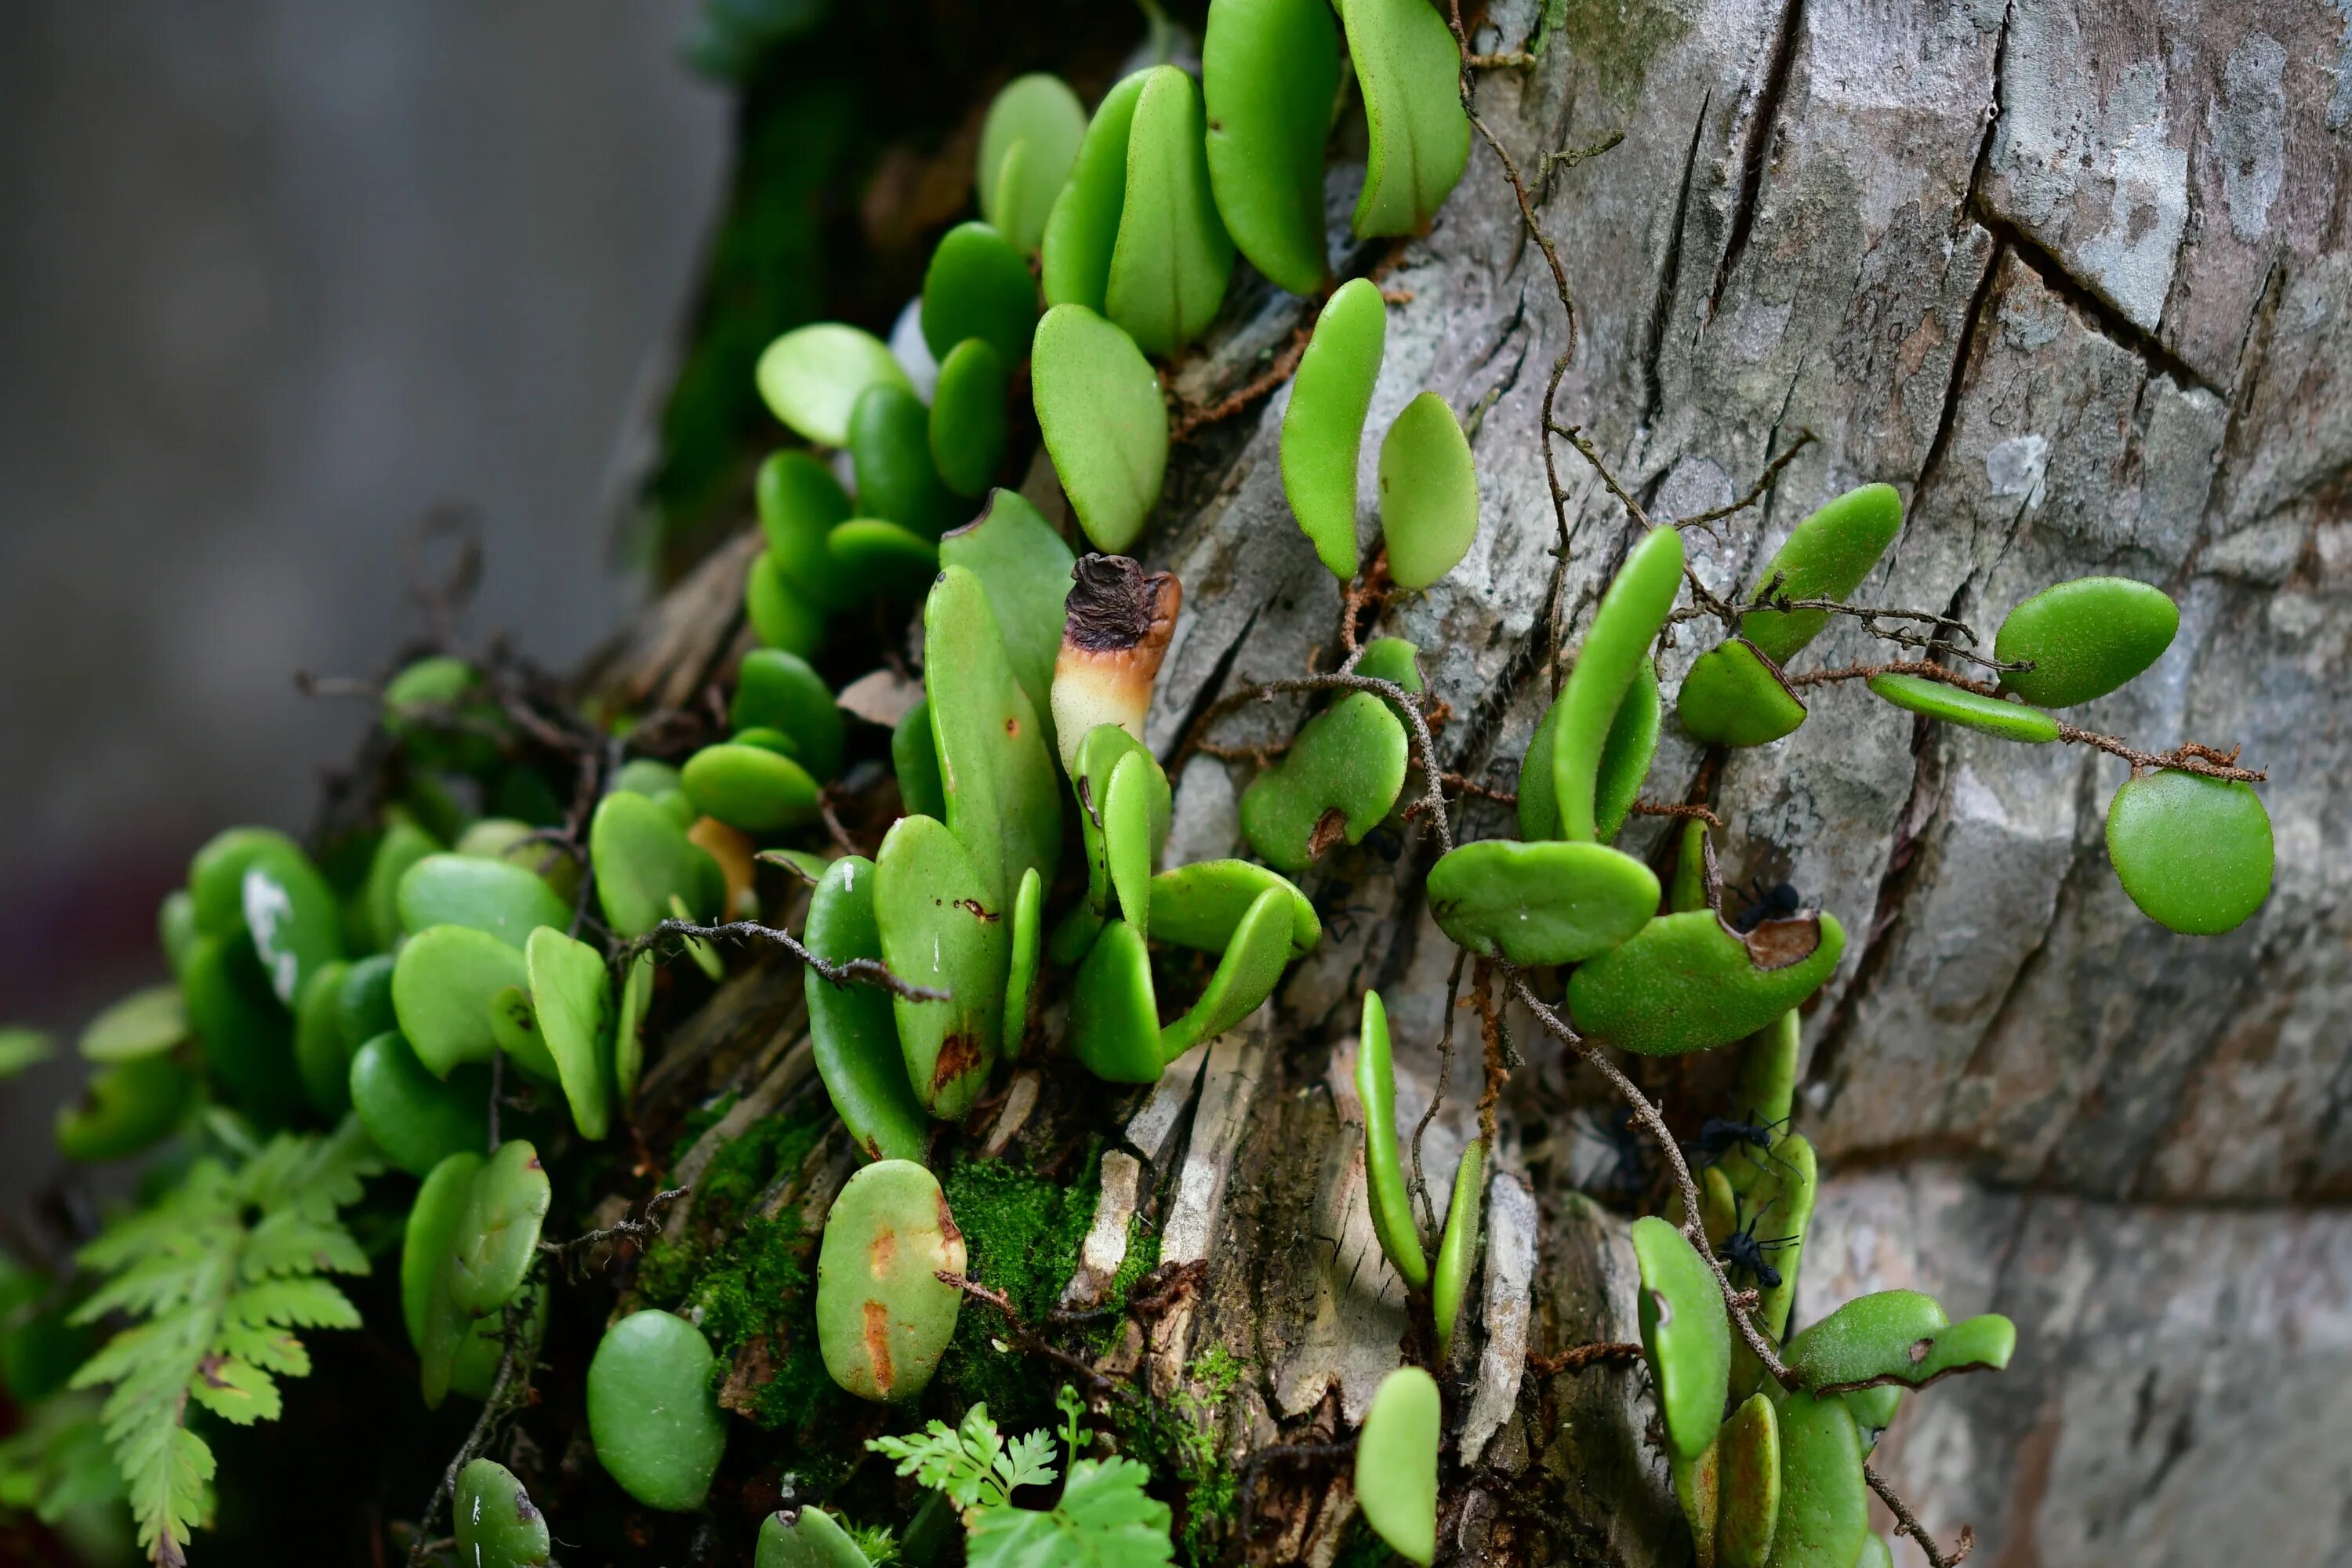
[609,917,949,1001]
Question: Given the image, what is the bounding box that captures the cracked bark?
[602,2,2352,1563]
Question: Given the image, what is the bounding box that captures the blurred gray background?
[0,2,730,1125]
[0,0,729,1185]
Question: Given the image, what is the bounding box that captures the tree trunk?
[619,4,2352,1564]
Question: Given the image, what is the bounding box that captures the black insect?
[1730,876,1802,932]
[1690,1109,1789,1167]
[1718,1200,1801,1290]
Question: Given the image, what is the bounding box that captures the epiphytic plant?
[4,17,2282,1568]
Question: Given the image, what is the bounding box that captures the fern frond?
[240,1210,368,1280]
[67,1116,378,1564]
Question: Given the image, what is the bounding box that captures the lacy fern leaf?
[869,1403,1061,1512]
[966,1458,1173,1568]
[67,1118,379,1565]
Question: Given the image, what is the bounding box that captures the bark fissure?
[1707,0,1806,318]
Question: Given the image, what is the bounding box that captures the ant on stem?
[1717,1193,1802,1290]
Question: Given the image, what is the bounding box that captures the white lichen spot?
[1985,434,2049,509]
[241,868,301,1004]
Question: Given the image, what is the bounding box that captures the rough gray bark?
[635,3,2350,1562]
[1112,2,2350,1560]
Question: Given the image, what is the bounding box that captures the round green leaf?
[1762,1392,1866,1568]
[759,1507,875,1568]
[924,564,1064,904]
[1679,639,1807,748]
[587,1310,728,1509]
[1356,989,1427,1290]
[826,517,939,597]
[1004,864,1043,1053]
[1594,657,1664,840]
[1342,0,1472,237]
[608,757,684,800]
[747,550,826,656]
[238,837,345,1006]
[681,742,822,833]
[1041,72,1149,314]
[160,888,200,982]
[1355,1367,1439,1566]
[1033,304,1168,553]
[339,939,398,1044]
[805,855,930,1163]
[182,932,302,1127]
[1148,860,1320,957]
[1203,0,1341,295]
[978,74,1087,255]
[187,826,299,939]
[1106,66,1234,356]
[292,960,355,1116]
[364,821,442,952]
[938,488,1076,734]
[448,1138,553,1315]
[1554,527,1686,841]
[1160,886,1294,1058]
[1994,575,2180,708]
[455,1458,552,1568]
[893,697,947,821]
[590,791,722,940]
[849,381,962,539]
[526,927,612,1139]
[402,1152,483,1352]
[1866,672,2057,743]
[452,818,580,907]
[78,985,187,1063]
[757,449,858,612]
[350,1031,489,1177]
[929,339,1010,497]
[920,222,1038,368]
[1238,691,1410,872]
[1568,909,1847,1056]
[756,323,913,447]
[1426,839,1659,966]
[1432,1135,1485,1362]
[2105,769,2273,935]
[1782,1290,1947,1392]
[391,923,529,1076]
[56,1054,194,1163]
[815,1160,967,1402]
[873,814,1007,1118]
[1280,278,1386,580]
[1103,750,1157,939]
[1377,391,1479,590]
[1714,1392,1782,1568]
[397,853,570,949]
[1070,918,1163,1083]
[615,949,655,1108]
[1739,484,1903,664]
[1632,1214,1730,1461]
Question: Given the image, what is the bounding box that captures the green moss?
[1111,1348,1247,1568]
[633,1098,848,1453]
[936,1145,1110,1433]
[1331,1513,1397,1568]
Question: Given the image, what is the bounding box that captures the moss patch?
[1111,1347,1247,1568]
[633,1095,852,1461]
[936,1145,1111,1433]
